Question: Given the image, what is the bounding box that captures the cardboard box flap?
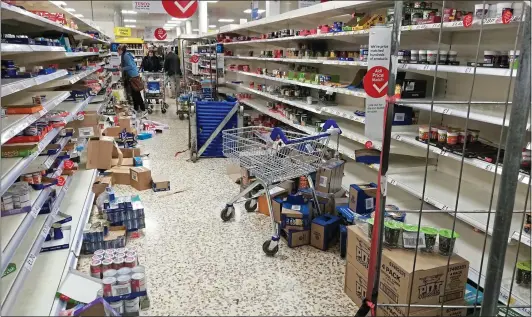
[113,147,140,159]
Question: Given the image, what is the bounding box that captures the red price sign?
[502,9,513,24]
[363,66,389,98]
[57,176,66,186]
[64,160,74,169]
[154,28,167,41]
[463,14,473,28]
[365,141,374,149]
[162,0,198,19]
[190,54,200,64]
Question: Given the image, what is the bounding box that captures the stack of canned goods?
[100,265,148,314]
[82,220,126,254]
[104,195,146,232]
[90,247,138,279]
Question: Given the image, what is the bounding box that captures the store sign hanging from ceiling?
[133,0,198,18]
[144,26,170,41]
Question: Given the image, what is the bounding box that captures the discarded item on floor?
[152,176,170,192]
[87,136,122,170]
[130,167,152,191]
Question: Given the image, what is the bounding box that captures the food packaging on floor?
[310,214,342,251]
[106,167,132,185]
[92,177,112,201]
[82,225,126,255]
[281,197,312,231]
[283,229,310,248]
[315,159,345,193]
[130,167,152,191]
[151,177,170,192]
[257,185,289,216]
[348,183,377,214]
[87,137,122,170]
[103,195,146,232]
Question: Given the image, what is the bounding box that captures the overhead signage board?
[133,1,198,18]
[114,27,132,37]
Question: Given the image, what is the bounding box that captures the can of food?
[132,265,145,274]
[22,174,34,184]
[117,267,132,276]
[102,277,116,297]
[102,259,113,272]
[116,248,126,254]
[105,249,115,256]
[126,251,137,259]
[32,173,42,184]
[115,252,126,259]
[109,300,124,314]
[96,288,104,298]
[92,254,104,262]
[124,256,136,268]
[94,249,105,257]
[103,253,114,260]
[113,257,124,270]
[115,275,132,295]
[90,260,102,279]
[103,269,118,278]
[124,297,140,313]
[131,273,147,292]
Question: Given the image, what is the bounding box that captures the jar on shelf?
[418,50,428,63]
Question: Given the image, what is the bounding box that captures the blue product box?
[336,205,371,224]
[464,284,483,305]
[340,225,347,258]
[134,157,143,166]
[348,183,377,215]
[310,214,342,251]
[392,105,413,126]
[281,199,311,231]
[152,179,170,192]
[283,228,311,248]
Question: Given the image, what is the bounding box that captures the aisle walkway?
[83,102,356,316]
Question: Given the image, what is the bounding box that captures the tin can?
[97,288,104,298]
[104,253,114,260]
[92,254,104,262]
[115,275,132,295]
[103,200,110,210]
[132,265,145,274]
[124,256,136,268]
[32,173,42,184]
[115,252,126,259]
[90,260,102,279]
[116,248,126,254]
[113,257,124,270]
[105,249,115,256]
[22,174,34,184]
[124,297,140,313]
[102,259,113,272]
[103,269,117,278]
[102,276,116,296]
[131,273,147,292]
[109,300,124,314]
[94,249,105,256]
[117,267,132,276]
[126,246,137,253]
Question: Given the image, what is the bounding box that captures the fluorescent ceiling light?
[50,1,67,6]
[166,21,180,25]
[164,27,173,30]
[124,19,136,22]
[125,25,136,28]
[243,9,265,14]
[65,7,75,12]
[218,19,234,23]
[206,1,219,2]
[192,29,199,31]
[171,17,187,21]
[121,10,137,14]
[208,25,216,28]
[74,14,84,18]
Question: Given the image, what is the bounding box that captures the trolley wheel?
[190,152,198,163]
[244,199,257,212]
[179,113,185,120]
[148,108,153,114]
[162,108,167,114]
[262,240,279,256]
[220,205,235,222]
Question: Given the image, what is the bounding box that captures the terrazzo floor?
[79,99,357,316]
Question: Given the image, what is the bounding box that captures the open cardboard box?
[112,147,140,167]
[92,176,112,200]
[86,136,122,170]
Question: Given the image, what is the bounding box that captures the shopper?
[118,44,146,115]
[141,50,160,72]
[164,47,181,99]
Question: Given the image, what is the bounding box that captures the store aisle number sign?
[364,26,392,141]
[133,0,198,18]
[114,27,132,37]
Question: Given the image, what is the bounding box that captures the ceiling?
[60,1,265,30]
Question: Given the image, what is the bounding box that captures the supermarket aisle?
[83,100,356,316]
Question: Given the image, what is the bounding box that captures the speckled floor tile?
[79,100,357,316]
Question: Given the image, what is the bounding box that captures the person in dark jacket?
[141,50,160,72]
[164,47,181,98]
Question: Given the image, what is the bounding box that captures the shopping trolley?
[176,93,190,120]
[220,119,342,256]
[142,72,168,114]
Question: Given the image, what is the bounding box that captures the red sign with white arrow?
[162,0,198,19]
[364,66,389,99]
[190,54,199,63]
[154,28,167,40]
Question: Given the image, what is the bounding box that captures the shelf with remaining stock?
[1,174,74,316]
[9,170,97,316]
[1,70,68,97]
[35,66,102,89]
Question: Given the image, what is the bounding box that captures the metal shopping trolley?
[220,119,342,256]
[142,71,168,114]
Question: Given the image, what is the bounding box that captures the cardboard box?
[257,185,290,216]
[344,262,367,307]
[106,166,132,185]
[67,113,102,138]
[103,126,135,138]
[272,196,284,223]
[300,188,346,214]
[348,183,377,214]
[92,176,112,200]
[130,167,152,191]
[316,159,345,193]
[281,201,312,231]
[152,176,170,192]
[310,214,342,250]
[283,229,310,248]
[347,226,469,308]
[377,295,467,317]
[118,117,132,129]
[111,147,140,167]
[87,136,122,170]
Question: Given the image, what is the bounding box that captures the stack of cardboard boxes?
[345,226,469,317]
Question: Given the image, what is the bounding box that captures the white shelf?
[397,63,518,77]
[511,231,531,247]
[35,67,102,89]
[0,128,62,197]
[0,162,67,274]
[1,2,109,44]
[1,174,74,316]
[56,94,97,122]
[226,69,366,98]
[22,137,71,174]
[1,44,66,54]
[1,70,68,97]
[9,170,97,317]
[225,55,368,67]
[1,91,70,144]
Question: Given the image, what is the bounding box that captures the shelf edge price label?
[41,224,50,239]
[30,206,40,218]
[24,253,37,272]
